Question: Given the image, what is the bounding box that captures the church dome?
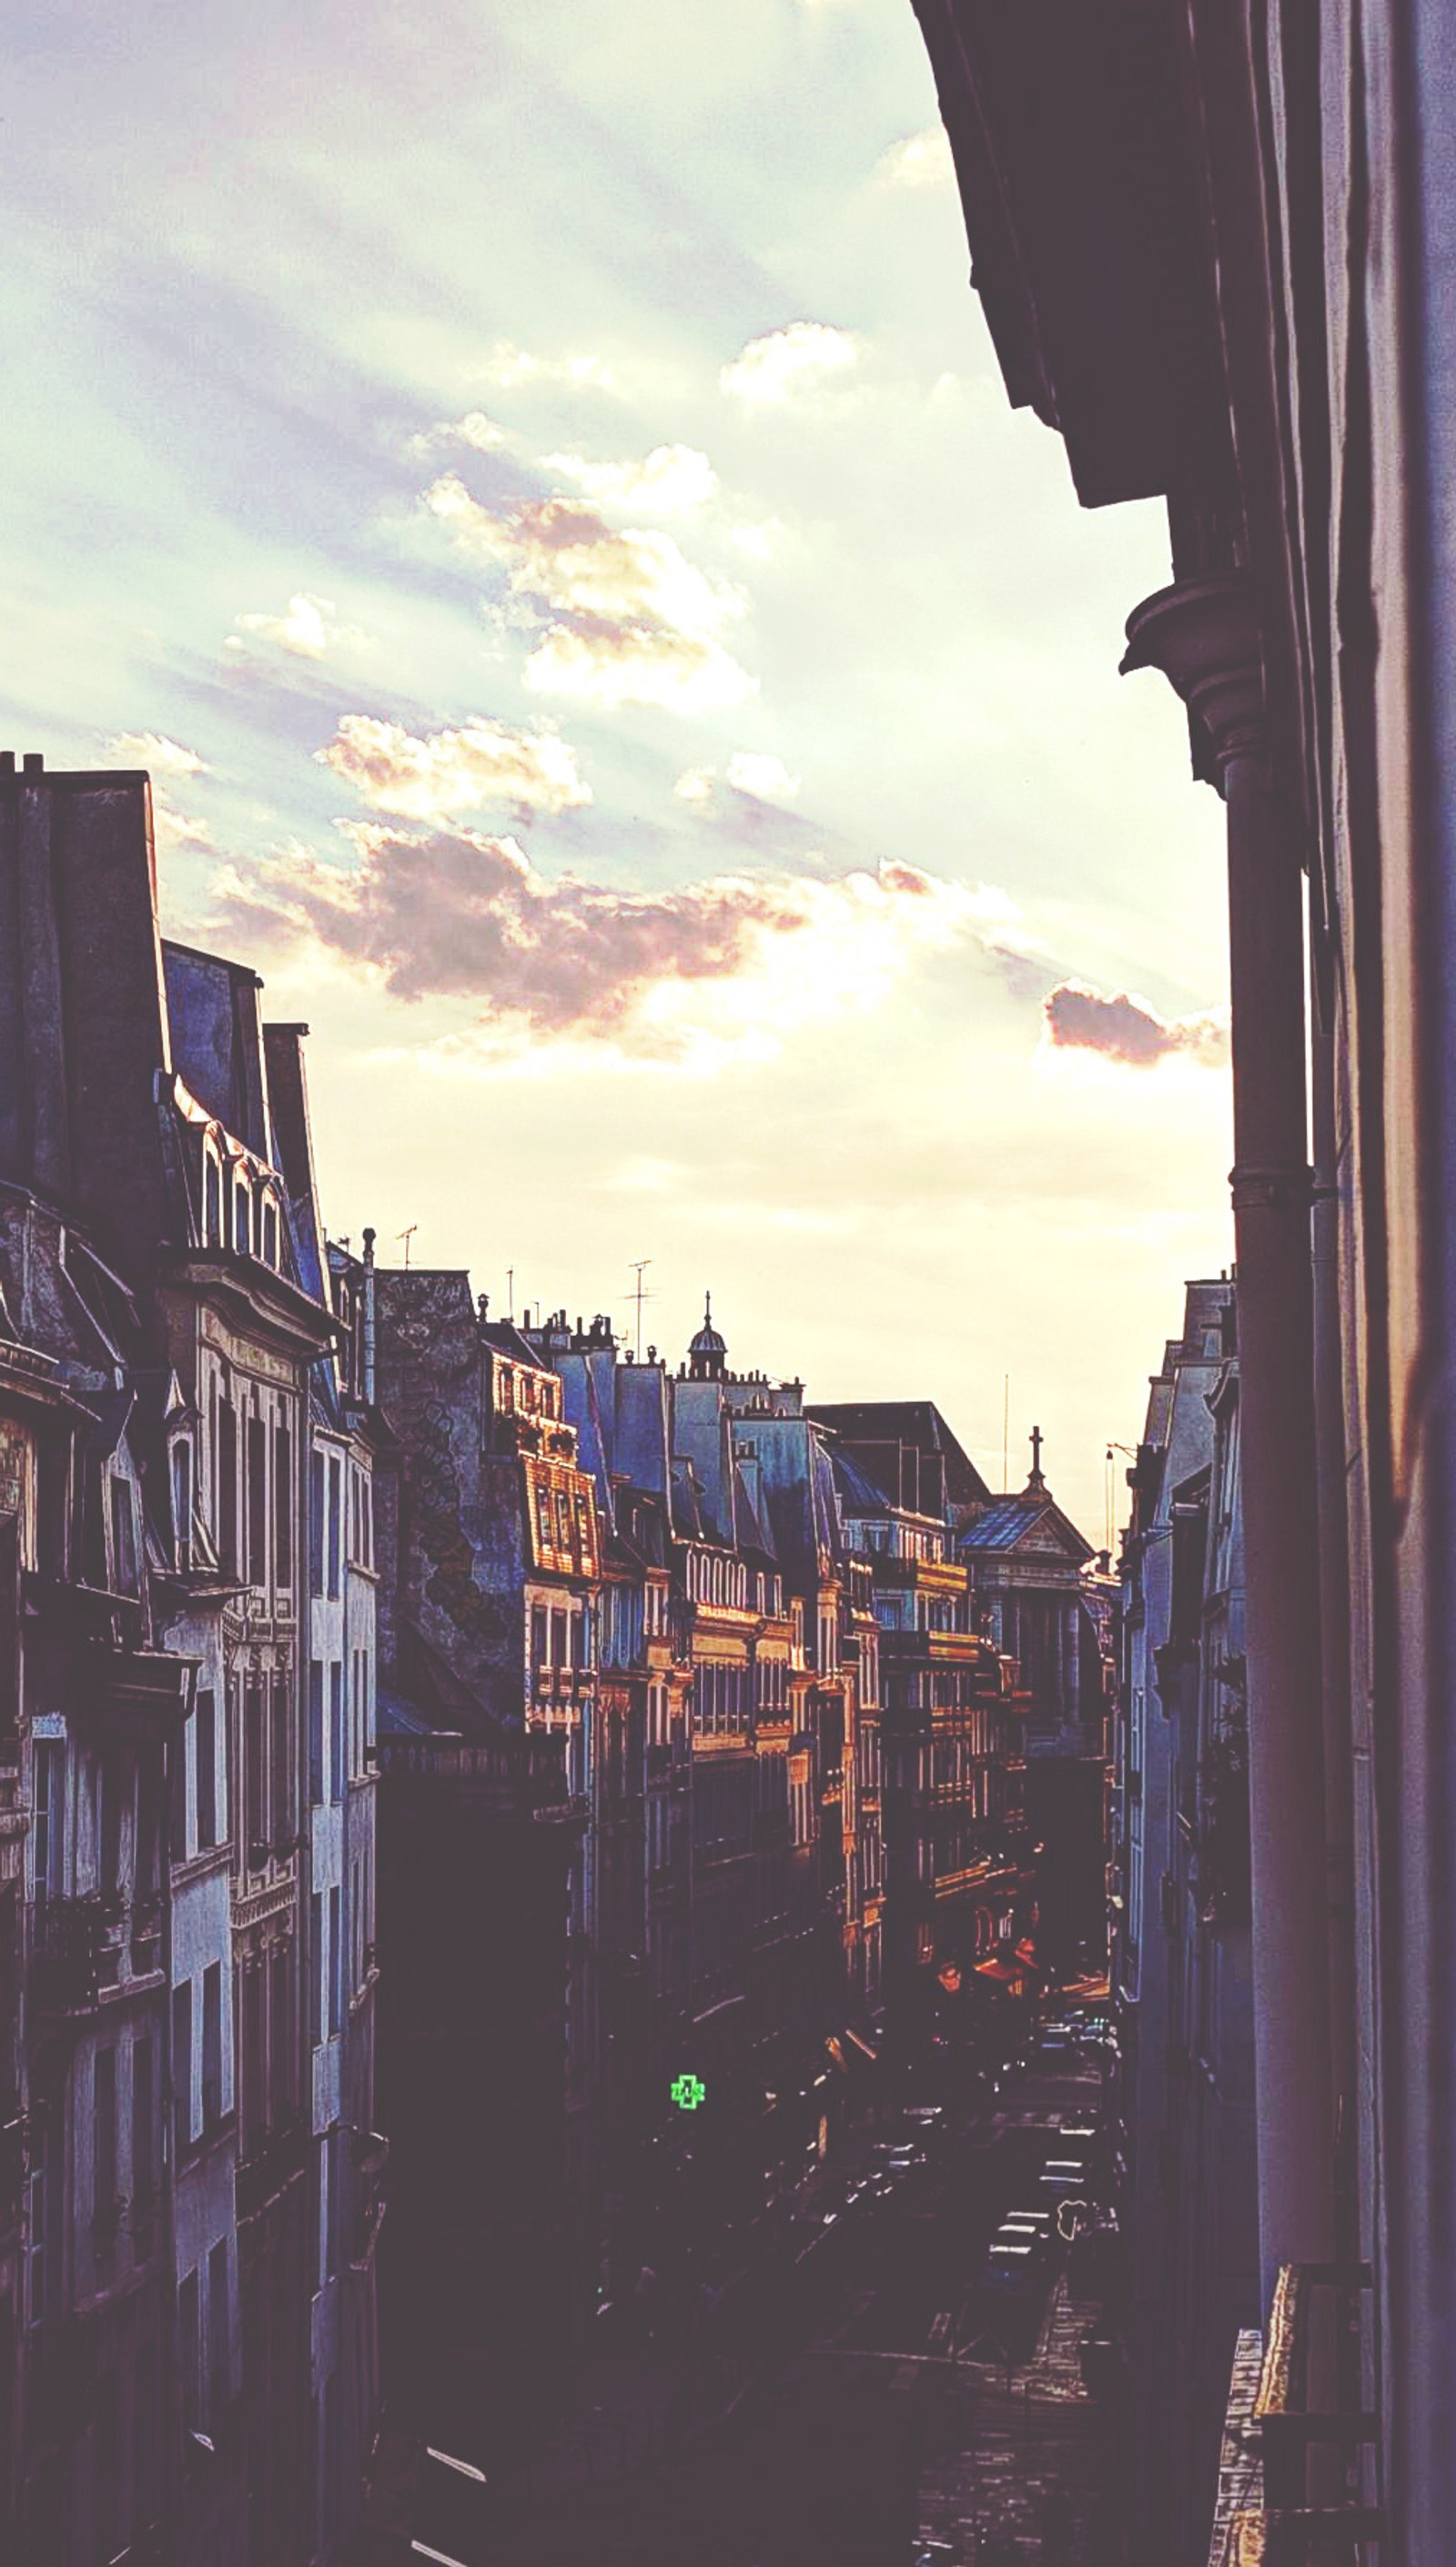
[688,1291,727,1379]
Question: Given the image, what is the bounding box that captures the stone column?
[1122,576,1335,2289]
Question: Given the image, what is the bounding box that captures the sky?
[0,0,1233,1537]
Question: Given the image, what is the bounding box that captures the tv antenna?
[397,1223,418,1270]
[628,1258,656,1360]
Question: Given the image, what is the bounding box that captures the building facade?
[1114,1278,1257,2566]
[0,756,378,2564]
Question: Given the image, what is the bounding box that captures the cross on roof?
[1028,1423,1046,1489]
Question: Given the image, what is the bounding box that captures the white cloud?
[423,476,755,715]
[729,518,788,563]
[726,752,800,803]
[875,126,955,188]
[216,832,1033,1072]
[410,409,511,460]
[316,714,591,821]
[720,322,859,406]
[673,753,802,813]
[225,592,369,662]
[470,340,615,391]
[106,731,208,778]
[540,442,718,516]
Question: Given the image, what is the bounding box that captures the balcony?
[1206,2266,1381,2564]
[30,1894,106,2015]
[235,2106,309,2225]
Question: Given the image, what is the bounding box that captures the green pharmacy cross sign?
[671,2072,707,2113]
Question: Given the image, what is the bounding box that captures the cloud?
[540,442,718,516]
[316,714,591,821]
[875,126,955,188]
[106,731,208,778]
[1043,981,1229,1068]
[216,831,1031,1067]
[424,476,754,714]
[728,518,788,562]
[410,409,510,459]
[106,733,214,854]
[726,752,800,803]
[674,753,802,811]
[721,322,859,406]
[470,340,615,391]
[226,592,369,662]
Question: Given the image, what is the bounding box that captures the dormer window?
[233,1177,251,1257]
[172,1439,194,1574]
[260,1194,279,1269]
[109,1473,139,1598]
[204,1149,223,1248]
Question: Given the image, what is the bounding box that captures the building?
[0,754,377,2564]
[957,1435,1115,1975]
[818,1426,1030,2016]
[526,1305,856,2267]
[368,1273,590,2462]
[1115,1278,1257,2565]
[904,0,1456,2543]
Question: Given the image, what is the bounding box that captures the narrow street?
[463,2035,1125,2566]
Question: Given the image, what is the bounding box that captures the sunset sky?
[1,0,1232,1533]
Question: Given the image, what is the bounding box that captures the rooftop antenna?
[1003,1374,1010,1497]
[397,1223,418,1271]
[628,1258,655,1361]
[507,1266,514,1321]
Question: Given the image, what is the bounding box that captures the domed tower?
[687,1291,727,1382]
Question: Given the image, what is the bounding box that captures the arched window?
[260,1195,279,1268]
[172,1440,193,1573]
[233,1177,251,1258]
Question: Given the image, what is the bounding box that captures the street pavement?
[466,2042,1125,2564]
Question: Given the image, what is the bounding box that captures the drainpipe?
[1309,997,1358,2261]
[1122,576,1335,2294]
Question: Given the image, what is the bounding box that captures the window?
[133,2036,155,2206]
[309,1662,325,1807]
[329,1885,341,2037]
[100,1756,124,1897]
[531,1604,549,1673]
[247,1416,267,1590]
[170,1706,190,1860]
[535,1485,552,1553]
[32,1742,62,1908]
[178,2269,200,2431]
[217,1395,238,1578]
[172,1440,193,1574]
[329,1664,342,1805]
[274,1422,292,1588]
[246,1685,266,1864]
[196,1693,217,1849]
[207,2240,230,2420]
[94,2047,117,2260]
[261,1196,279,1269]
[110,1475,138,1596]
[173,1980,193,2155]
[309,1451,325,1597]
[270,1677,292,1852]
[201,1962,223,2129]
[204,1152,222,1248]
[327,1457,341,1600]
[499,1366,514,1412]
[309,1893,323,2047]
[270,1940,295,2120]
[233,1177,250,1258]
